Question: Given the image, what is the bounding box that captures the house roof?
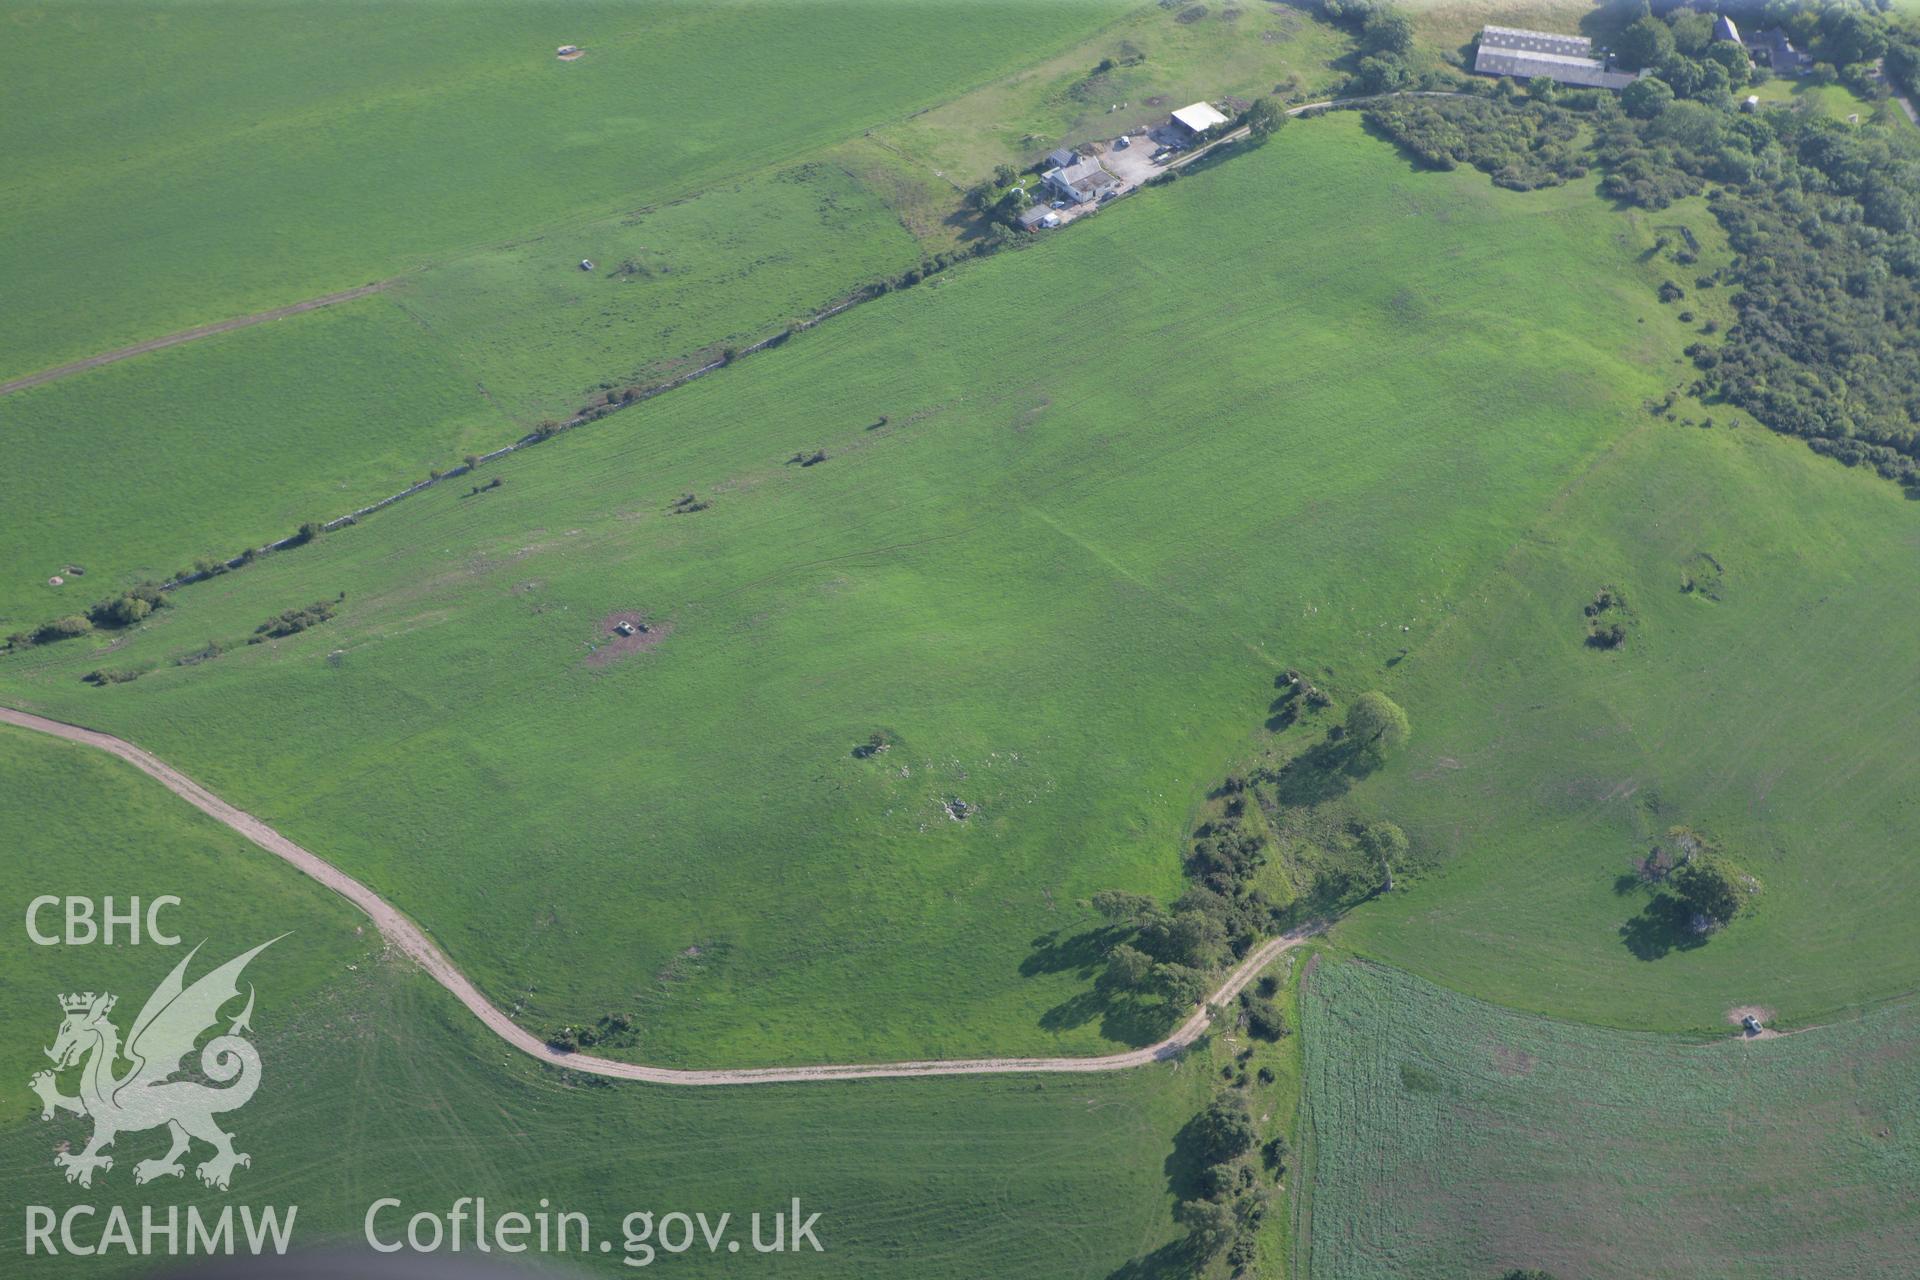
[1017,205,1052,228]
[1171,102,1231,134]
[1712,14,1741,43]
[1051,157,1117,194]
[1046,147,1077,168]
[1753,27,1810,67]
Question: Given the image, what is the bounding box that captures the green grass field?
[1332,360,1920,1033]
[1299,956,1920,1279]
[0,724,1210,1277]
[0,115,1701,1067]
[2,0,1143,629]
[0,162,922,629]
[0,0,1132,381]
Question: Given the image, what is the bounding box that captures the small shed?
[1017,206,1052,232]
[1170,101,1231,140]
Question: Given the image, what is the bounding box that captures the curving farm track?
[0,705,1312,1086]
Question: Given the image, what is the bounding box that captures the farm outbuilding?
[1169,101,1230,141]
[1045,147,1078,169]
[1749,27,1812,74]
[1473,26,1640,90]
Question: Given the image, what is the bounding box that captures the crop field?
[0,115,1703,1067]
[1299,957,1920,1279]
[0,724,1209,1278]
[0,0,1131,381]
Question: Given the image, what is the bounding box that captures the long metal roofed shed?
[1170,101,1231,139]
[1478,24,1593,58]
[1474,27,1641,91]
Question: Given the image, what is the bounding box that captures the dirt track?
[0,283,392,397]
[0,705,1310,1085]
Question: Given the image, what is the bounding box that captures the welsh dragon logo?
[29,937,280,1191]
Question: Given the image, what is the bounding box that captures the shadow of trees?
[1024,924,1183,1046]
[1619,893,1708,960]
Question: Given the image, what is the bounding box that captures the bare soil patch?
[1726,1004,1781,1039]
[586,611,670,665]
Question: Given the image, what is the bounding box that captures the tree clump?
[1345,691,1411,760]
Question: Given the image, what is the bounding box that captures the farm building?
[1044,157,1119,204]
[1169,101,1231,141]
[1045,146,1078,169]
[1477,24,1591,58]
[1473,26,1640,90]
[1016,205,1060,232]
[1748,27,1812,74]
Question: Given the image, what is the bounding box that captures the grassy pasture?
[395,161,923,424]
[1300,956,1920,1280]
[0,117,1695,1066]
[0,299,512,629]
[0,164,921,628]
[0,725,1209,1277]
[0,0,1132,381]
[857,0,1352,194]
[1333,366,1920,1032]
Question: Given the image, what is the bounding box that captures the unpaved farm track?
[0,706,1310,1085]
[0,283,392,397]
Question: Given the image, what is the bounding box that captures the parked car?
[1113,136,1130,149]
[1741,1014,1762,1034]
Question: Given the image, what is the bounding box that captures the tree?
[1142,908,1227,968]
[1345,691,1411,757]
[1174,1196,1237,1257]
[1356,819,1408,891]
[1360,8,1414,56]
[1245,97,1288,142]
[1621,75,1675,120]
[1526,76,1558,103]
[1153,962,1210,1008]
[1190,1095,1258,1164]
[1673,852,1755,925]
[1352,53,1412,95]
[992,186,1031,226]
[1103,943,1155,992]
[1618,16,1676,71]
[1091,889,1155,922]
[1667,9,1714,58]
